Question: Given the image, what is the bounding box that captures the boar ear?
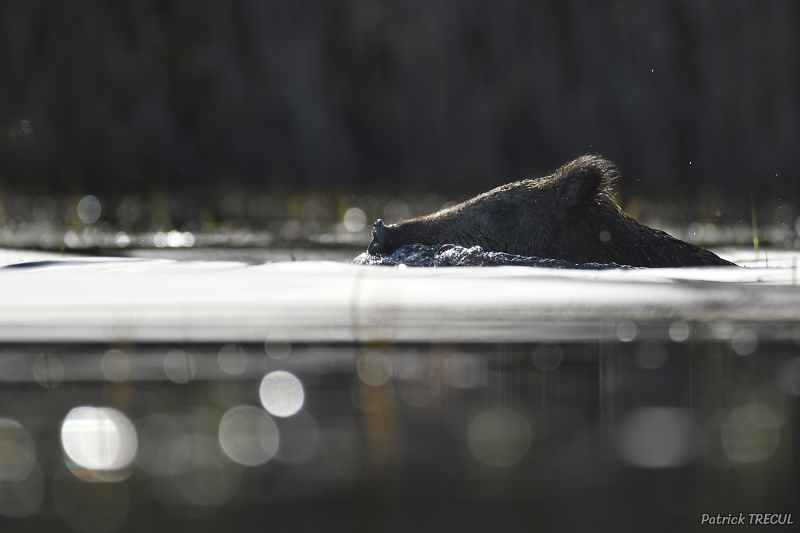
[553,156,615,219]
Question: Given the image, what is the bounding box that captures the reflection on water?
[0,331,797,531]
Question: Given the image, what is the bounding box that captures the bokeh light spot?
[166,434,241,508]
[351,377,394,413]
[468,407,531,467]
[32,353,64,388]
[668,320,690,342]
[357,351,392,386]
[0,462,43,518]
[61,407,138,471]
[443,353,481,389]
[731,328,758,356]
[722,405,780,464]
[164,350,196,384]
[0,419,36,482]
[134,414,187,476]
[617,408,691,468]
[101,349,132,383]
[616,321,637,342]
[531,344,563,372]
[218,344,248,375]
[264,335,291,360]
[77,195,102,224]
[218,406,279,466]
[259,371,304,417]
[343,207,367,232]
[398,367,440,407]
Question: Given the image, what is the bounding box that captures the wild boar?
[367,155,733,267]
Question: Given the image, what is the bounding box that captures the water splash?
[353,243,628,269]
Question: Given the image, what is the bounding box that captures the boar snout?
[368,219,391,255]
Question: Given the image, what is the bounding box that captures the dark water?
[353,243,627,269]
[0,332,798,532]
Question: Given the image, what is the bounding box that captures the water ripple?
[353,244,627,269]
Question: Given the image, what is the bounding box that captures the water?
[0,337,798,532]
[0,248,799,532]
[353,243,627,269]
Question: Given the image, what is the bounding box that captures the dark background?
[2,0,799,202]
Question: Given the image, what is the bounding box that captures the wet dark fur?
[368,155,734,268]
